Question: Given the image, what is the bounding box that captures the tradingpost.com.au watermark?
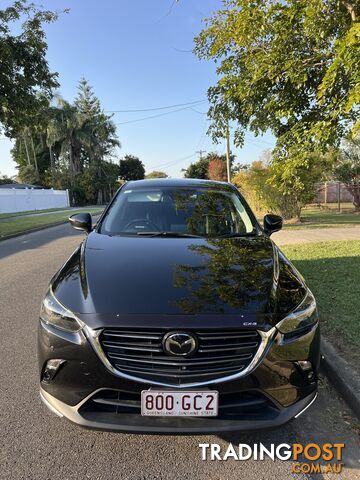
[199,443,345,474]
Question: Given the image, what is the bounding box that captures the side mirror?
[263,214,283,236]
[69,213,92,233]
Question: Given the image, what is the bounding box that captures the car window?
[100,187,255,236]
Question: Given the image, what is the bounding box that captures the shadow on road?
[0,222,85,260]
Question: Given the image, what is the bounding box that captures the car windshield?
[99,187,256,237]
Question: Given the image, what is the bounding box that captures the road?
[0,223,359,480]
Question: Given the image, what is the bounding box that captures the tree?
[119,155,145,181]
[269,152,335,220]
[0,175,16,185]
[145,170,168,178]
[194,0,360,169]
[233,152,335,220]
[78,160,120,205]
[208,157,227,181]
[0,1,62,137]
[11,79,120,205]
[233,160,279,215]
[334,136,360,210]
[183,152,236,179]
[73,79,120,204]
[183,157,210,179]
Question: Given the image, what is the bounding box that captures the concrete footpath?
[273,225,360,245]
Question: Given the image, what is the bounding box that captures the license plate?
[141,390,219,417]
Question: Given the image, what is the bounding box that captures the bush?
[233,153,334,220]
[233,161,283,216]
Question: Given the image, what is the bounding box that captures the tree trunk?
[68,136,76,188]
[49,145,55,184]
[23,136,31,166]
[340,1,357,21]
[97,188,103,205]
[348,182,360,211]
[30,135,39,176]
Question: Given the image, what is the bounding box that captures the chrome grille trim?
[117,366,245,378]
[108,353,253,366]
[84,325,278,388]
[102,342,162,353]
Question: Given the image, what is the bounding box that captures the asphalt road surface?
[0,223,359,480]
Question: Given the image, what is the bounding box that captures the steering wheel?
[123,218,161,232]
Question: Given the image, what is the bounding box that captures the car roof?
[123,178,234,190]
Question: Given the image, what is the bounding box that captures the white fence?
[0,188,70,214]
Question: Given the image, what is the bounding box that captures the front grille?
[99,328,262,385]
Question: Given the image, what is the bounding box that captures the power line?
[189,107,208,115]
[196,122,208,151]
[244,136,275,148]
[107,99,206,113]
[115,105,204,126]
[156,0,178,23]
[196,149,206,160]
[151,153,196,170]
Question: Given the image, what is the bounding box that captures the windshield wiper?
[136,231,204,238]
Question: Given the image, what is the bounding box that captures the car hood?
[51,232,305,329]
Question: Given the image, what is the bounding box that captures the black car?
[38,178,319,433]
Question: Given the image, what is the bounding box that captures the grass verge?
[282,240,360,367]
[0,207,103,237]
[0,207,74,219]
[283,205,360,229]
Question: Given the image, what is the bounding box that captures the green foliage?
[0,1,63,136]
[183,157,210,179]
[269,152,334,219]
[0,175,16,185]
[145,170,168,178]
[334,135,360,210]
[233,160,285,215]
[183,152,235,179]
[12,78,120,205]
[77,160,120,205]
[283,240,360,349]
[194,0,360,167]
[119,155,145,181]
[233,153,335,219]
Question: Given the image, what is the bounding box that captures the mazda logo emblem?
[163,332,198,357]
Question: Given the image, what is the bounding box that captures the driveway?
[0,223,359,479]
[273,226,360,245]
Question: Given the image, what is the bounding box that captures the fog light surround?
[42,359,66,383]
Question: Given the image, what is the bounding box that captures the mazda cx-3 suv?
[38,178,319,433]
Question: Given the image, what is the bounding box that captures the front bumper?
[40,387,317,434]
[38,320,320,433]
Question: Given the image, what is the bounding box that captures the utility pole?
[225,128,231,183]
[196,150,206,160]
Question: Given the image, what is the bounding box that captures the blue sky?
[0,0,275,178]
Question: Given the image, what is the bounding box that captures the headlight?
[40,290,82,332]
[276,289,317,334]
